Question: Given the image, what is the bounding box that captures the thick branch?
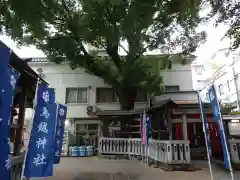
[106,44,122,70]
[104,5,122,71]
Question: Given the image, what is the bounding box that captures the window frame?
[164,85,180,93]
[75,122,99,134]
[135,92,148,102]
[219,84,224,95]
[65,87,88,104]
[96,87,119,103]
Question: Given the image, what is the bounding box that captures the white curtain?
[66,89,78,103]
[77,89,87,103]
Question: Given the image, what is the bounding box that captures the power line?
[199,56,240,91]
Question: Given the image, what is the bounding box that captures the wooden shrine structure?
[0,42,46,180]
[97,95,240,170]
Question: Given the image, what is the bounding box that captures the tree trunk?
[118,89,137,110]
[118,88,137,137]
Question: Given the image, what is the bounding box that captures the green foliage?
[231,111,240,115]
[0,0,205,109]
[220,100,237,114]
[209,1,240,49]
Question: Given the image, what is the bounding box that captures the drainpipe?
[232,66,240,110]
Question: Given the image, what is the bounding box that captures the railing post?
[98,137,102,156]
[166,142,173,164]
[185,141,191,163]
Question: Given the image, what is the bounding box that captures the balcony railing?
[98,137,190,165]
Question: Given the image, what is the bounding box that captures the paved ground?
[38,157,240,180]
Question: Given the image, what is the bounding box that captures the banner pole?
[198,92,214,180]
[141,144,144,164]
[20,78,40,180]
[53,104,59,175]
[140,114,144,164]
[143,109,147,168]
[213,84,235,180]
[146,145,149,168]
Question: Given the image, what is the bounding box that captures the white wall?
[209,50,240,106]
[153,92,197,103]
[29,61,193,118]
[160,64,193,91]
[228,122,240,135]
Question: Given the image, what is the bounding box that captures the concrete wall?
[160,64,193,91]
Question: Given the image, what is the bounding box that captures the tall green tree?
[210,0,240,49]
[0,0,206,110]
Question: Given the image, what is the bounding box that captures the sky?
[0,18,230,62]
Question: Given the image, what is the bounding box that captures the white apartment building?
[208,46,240,110]
[193,34,240,109]
[28,58,196,146]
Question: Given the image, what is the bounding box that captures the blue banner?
[146,116,151,146]
[208,85,231,169]
[140,113,151,146]
[208,85,221,122]
[54,104,67,164]
[36,84,55,105]
[24,99,57,177]
[198,93,212,159]
[0,68,20,180]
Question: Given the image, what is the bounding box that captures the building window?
[76,124,87,131]
[65,88,87,103]
[219,84,224,95]
[164,85,180,92]
[135,92,148,102]
[227,80,231,92]
[75,123,98,132]
[96,88,118,103]
[88,124,98,130]
[75,122,99,146]
[96,87,148,103]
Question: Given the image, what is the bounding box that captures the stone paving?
[37,157,240,180]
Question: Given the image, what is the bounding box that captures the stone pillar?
[182,114,188,140]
